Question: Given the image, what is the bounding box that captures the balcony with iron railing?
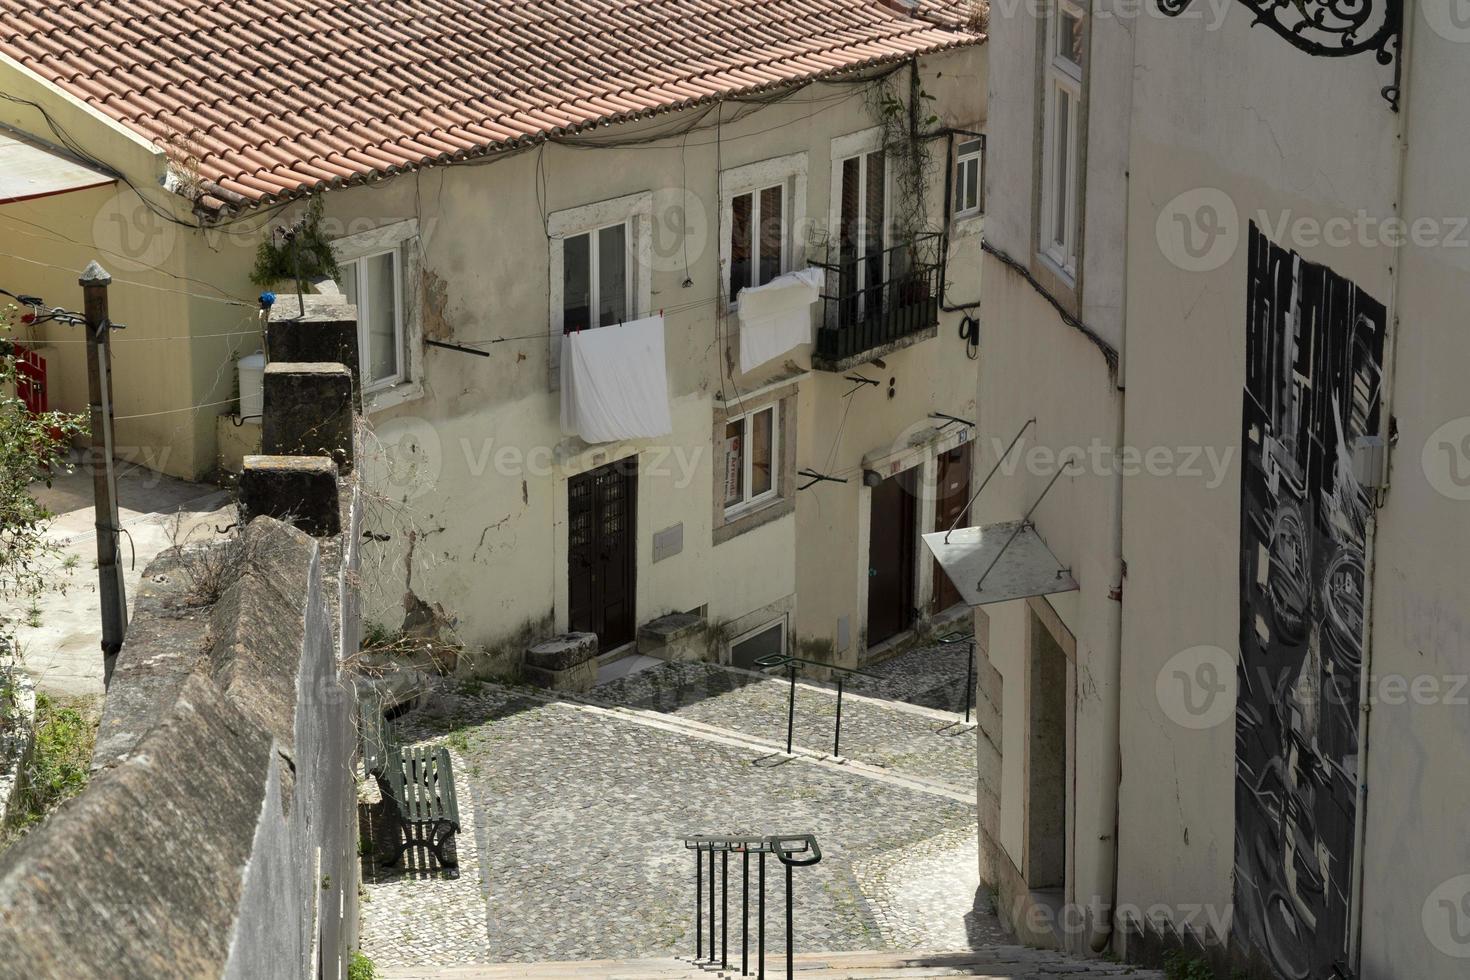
[809,232,945,371]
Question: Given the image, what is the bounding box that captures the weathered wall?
[290,46,989,663]
[0,505,362,979]
[0,59,269,481]
[970,0,1127,953]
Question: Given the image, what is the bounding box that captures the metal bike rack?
[683,833,822,979]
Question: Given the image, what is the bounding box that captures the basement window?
[730,617,786,670]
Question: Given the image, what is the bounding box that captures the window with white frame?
[340,250,404,390]
[954,138,983,218]
[561,221,630,333]
[723,403,778,513]
[720,153,807,307]
[1041,0,1084,278]
[729,183,786,301]
[548,192,653,385]
[332,218,420,403]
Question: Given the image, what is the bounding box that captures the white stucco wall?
[295,47,991,662]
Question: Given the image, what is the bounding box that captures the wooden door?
[933,441,973,613]
[867,467,917,647]
[568,457,638,651]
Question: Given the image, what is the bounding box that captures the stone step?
[379,948,1161,979]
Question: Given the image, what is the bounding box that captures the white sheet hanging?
[559,314,673,444]
[736,266,823,373]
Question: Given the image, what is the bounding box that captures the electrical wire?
[0,216,254,307]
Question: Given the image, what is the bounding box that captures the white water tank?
[237,351,266,423]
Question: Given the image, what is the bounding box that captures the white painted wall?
[298,47,990,665]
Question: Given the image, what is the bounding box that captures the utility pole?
[79,261,126,685]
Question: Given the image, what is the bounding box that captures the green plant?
[868,65,939,245]
[347,950,377,980]
[250,195,341,288]
[1163,950,1214,980]
[0,307,85,658]
[12,692,97,833]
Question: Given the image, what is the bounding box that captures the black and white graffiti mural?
[1236,223,1384,979]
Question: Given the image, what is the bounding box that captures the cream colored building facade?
[0,44,989,670]
[976,0,1469,977]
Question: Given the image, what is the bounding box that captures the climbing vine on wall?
[868,64,940,245]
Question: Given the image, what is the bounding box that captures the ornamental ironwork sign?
[1158,0,1402,70]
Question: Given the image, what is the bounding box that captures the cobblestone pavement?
[359,676,983,967]
[589,660,977,792]
[852,824,1006,952]
[360,648,1140,976]
[359,748,490,967]
[851,636,977,714]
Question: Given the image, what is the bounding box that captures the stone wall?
[0,295,366,979]
[0,666,35,833]
[0,506,362,979]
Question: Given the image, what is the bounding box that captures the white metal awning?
[0,132,114,205]
[923,521,1077,607]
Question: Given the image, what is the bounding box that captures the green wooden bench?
[362,701,461,868]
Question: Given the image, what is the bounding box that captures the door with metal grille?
[567,457,638,651]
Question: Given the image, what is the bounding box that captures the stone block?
[636,612,707,663]
[262,362,355,472]
[266,295,361,401]
[240,455,340,536]
[524,632,599,692]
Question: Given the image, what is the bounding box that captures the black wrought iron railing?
[683,834,822,979]
[937,628,978,725]
[753,654,877,759]
[810,232,945,365]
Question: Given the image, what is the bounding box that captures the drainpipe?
[1348,3,1415,967]
[1089,380,1126,955]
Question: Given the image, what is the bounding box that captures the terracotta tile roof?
[0,0,982,212]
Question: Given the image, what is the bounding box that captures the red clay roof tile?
[1,0,981,210]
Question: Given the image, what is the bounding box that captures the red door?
[568,457,638,651]
[12,343,47,414]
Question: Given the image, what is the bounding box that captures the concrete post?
[239,455,341,536]
[265,295,361,405]
[262,363,355,473]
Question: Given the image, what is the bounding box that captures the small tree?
[0,306,85,655]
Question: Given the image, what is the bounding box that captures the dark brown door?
[867,467,917,647]
[933,440,973,613]
[568,458,637,651]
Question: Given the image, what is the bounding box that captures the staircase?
[379,948,1159,978]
